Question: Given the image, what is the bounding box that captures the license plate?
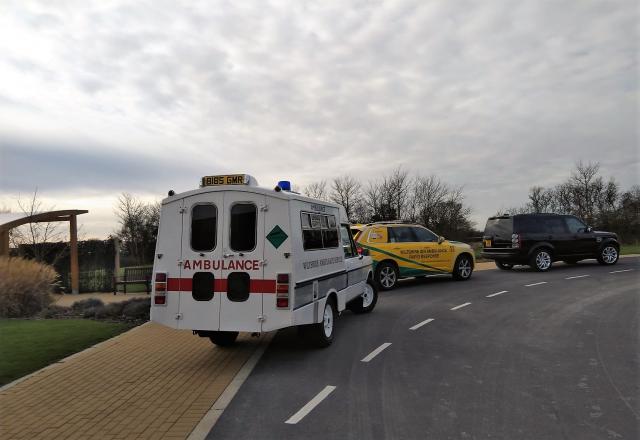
[201,174,248,186]
[484,239,491,247]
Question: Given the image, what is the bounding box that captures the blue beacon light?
[277,180,292,191]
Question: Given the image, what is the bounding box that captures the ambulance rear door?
[178,193,223,331]
[218,191,266,332]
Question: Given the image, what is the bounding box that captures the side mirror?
[438,236,445,244]
[586,226,593,233]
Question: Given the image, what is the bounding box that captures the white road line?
[450,302,471,311]
[361,342,392,362]
[285,385,336,424]
[525,281,547,287]
[565,275,590,280]
[486,290,508,298]
[409,318,434,331]
[610,269,634,274]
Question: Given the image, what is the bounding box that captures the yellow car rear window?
[366,227,388,243]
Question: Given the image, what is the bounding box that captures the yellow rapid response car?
[355,222,475,290]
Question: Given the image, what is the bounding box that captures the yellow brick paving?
[0,323,263,440]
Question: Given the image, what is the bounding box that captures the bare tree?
[115,193,159,265]
[528,186,554,213]
[11,189,66,263]
[303,180,328,201]
[329,176,362,220]
[411,175,449,227]
[378,167,410,221]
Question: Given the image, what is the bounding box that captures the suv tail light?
[154,272,167,306]
[511,233,521,249]
[276,273,290,309]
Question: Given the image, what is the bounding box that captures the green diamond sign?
[266,225,288,249]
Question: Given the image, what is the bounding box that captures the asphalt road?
[208,257,639,440]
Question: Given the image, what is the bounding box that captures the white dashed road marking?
[361,343,392,362]
[486,290,508,298]
[450,302,471,311]
[525,282,547,287]
[610,269,634,274]
[285,386,336,424]
[409,318,434,331]
[565,275,590,280]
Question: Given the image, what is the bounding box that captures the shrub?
[103,302,126,318]
[0,257,57,318]
[41,304,72,319]
[71,298,105,312]
[122,298,151,320]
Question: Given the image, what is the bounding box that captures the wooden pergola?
[0,210,89,294]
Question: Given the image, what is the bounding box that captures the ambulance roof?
[162,181,349,223]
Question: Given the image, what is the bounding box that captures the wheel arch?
[528,242,555,259]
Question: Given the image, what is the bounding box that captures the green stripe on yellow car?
[360,243,448,273]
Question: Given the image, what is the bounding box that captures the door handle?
[223,253,235,258]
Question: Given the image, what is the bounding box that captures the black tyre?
[375,261,398,290]
[452,254,473,280]
[348,280,378,314]
[495,261,514,270]
[597,244,619,265]
[563,259,580,265]
[209,331,239,347]
[303,298,336,348]
[530,248,552,272]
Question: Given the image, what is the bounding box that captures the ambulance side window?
[301,212,339,250]
[230,203,257,252]
[191,204,217,251]
[340,225,357,258]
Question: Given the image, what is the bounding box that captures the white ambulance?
[151,174,377,347]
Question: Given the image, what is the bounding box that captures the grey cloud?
[0,0,637,230]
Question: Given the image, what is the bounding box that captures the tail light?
[276,273,290,309]
[511,234,521,249]
[154,272,167,306]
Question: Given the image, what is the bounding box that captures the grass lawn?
[0,319,131,386]
[621,244,640,255]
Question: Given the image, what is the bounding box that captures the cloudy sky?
[0,0,637,238]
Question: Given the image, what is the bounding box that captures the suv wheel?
[531,248,552,272]
[376,262,398,290]
[453,255,473,280]
[597,245,619,265]
[495,261,514,270]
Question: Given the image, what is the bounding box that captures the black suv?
[481,214,620,271]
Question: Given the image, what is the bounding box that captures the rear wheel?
[453,254,473,280]
[530,248,552,272]
[495,261,514,270]
[375,262,398,290]
[348,280,378,314]
[597,245,619,265]
[303,298,336,347]
[209,331,239,347]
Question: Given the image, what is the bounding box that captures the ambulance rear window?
[191,204,217,251]
[230,203,257,252]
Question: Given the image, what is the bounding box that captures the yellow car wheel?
[376,261,398,290]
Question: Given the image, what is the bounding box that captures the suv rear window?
[484,217,513,237]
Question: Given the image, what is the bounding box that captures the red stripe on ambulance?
[166,278,276,294]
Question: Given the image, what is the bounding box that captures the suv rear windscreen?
[484,217,513,237]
